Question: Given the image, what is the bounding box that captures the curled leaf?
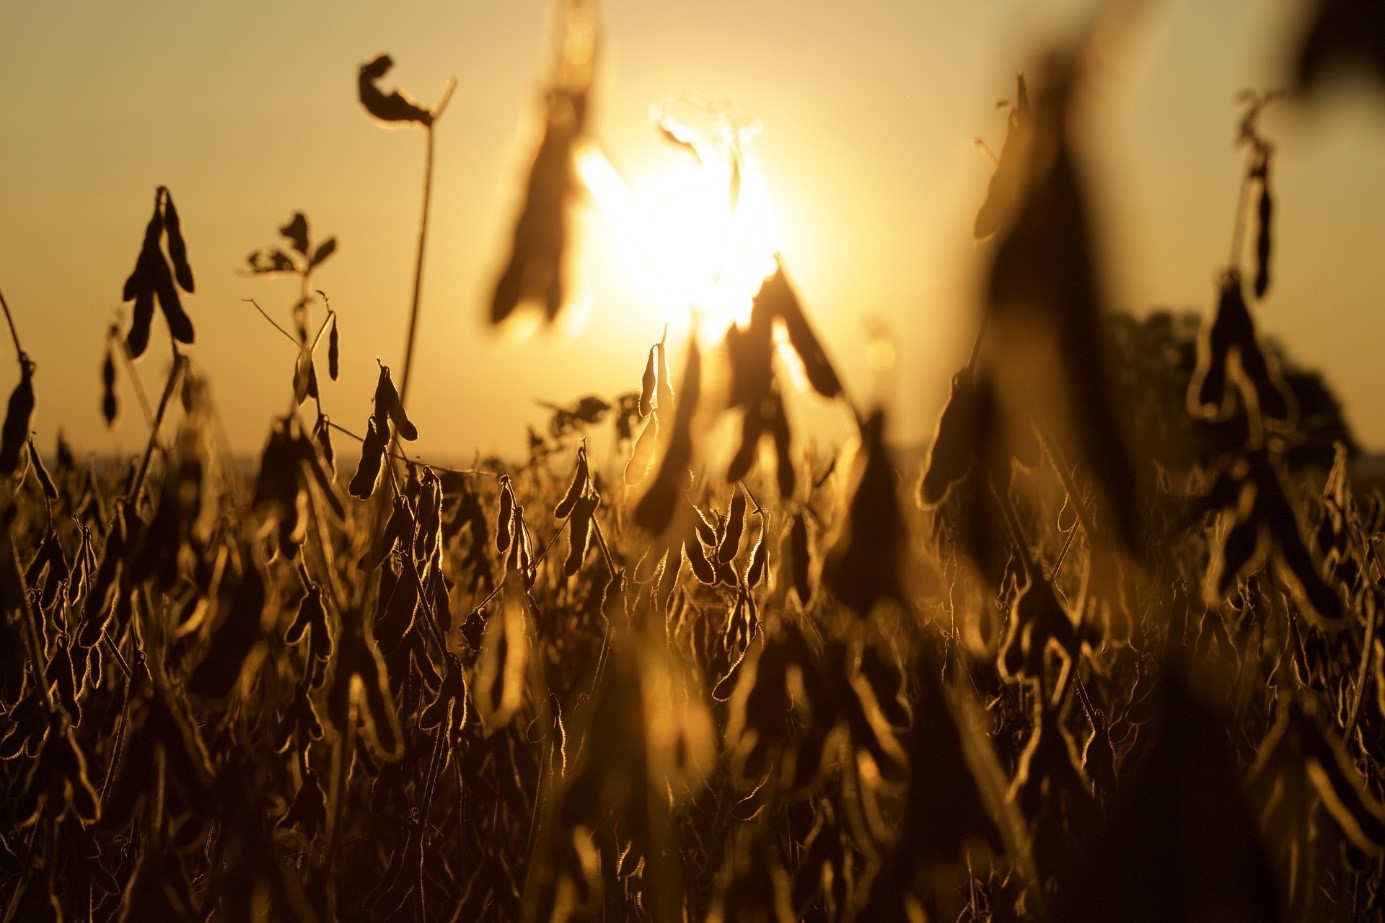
[358,53,433,127]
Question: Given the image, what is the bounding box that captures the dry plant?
[2,2,1385,921]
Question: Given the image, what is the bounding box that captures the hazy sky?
[2,0,1383,464]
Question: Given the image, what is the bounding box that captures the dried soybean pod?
[974,73,1030,240]
[639,346,657,417]
[187,550,269,699]
[745,517,768,588]
[0,358,35,476]
[766,262,842,398]
[101,344,117,427]
[328,315,340,380]
[625,413,658,486]
[726,404,765,485]
[1253,152,1273,300]
[348,415,387,500]
[692,504,718,547]
[314,413,336,474]
[152,252,195,345]
[656,541,683,610]
[285,584,322,645]
[496,478,515,554]
[126,269,156,358]
[555,445,589,519]
[788,512,811,605]
[656,330,674,415]
[122,192,162,302]
[517,508,537,587]
[374,364,417,441]
[1216,513,1265,596]
[920,370,976,506]
[719,487,747,564]
[358,497,411,570]
[371,364,392,433]
[162,188,195,293]
[1236,335,1293,423]
[685,530,716,584]
[564,494,597,577]
[771,391,795,499]
[635,336,700,536]
[27,438,57,502]
[1189,274,1240,420]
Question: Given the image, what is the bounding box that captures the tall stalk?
[398,81,456,409]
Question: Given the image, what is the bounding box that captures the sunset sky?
[2,0,1383,465]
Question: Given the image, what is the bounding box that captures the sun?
[575,99,782,344]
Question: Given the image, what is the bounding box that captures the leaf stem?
[243,299,301,347]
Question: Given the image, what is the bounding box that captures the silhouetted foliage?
[3,5,1385,921]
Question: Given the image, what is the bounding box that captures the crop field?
[2,1,1385,921]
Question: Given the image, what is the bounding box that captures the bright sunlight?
[576,96,782,344]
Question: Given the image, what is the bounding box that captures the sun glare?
[575,100,782,344]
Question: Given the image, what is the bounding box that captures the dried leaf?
[279,213,310,256]
[358,53,434,127]
[310,236,337,269]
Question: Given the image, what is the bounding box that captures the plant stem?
[397,79,457,410]
[966,314,989,374]
[0,288,25,361]
[1342,592,1378,743]
[1227,148,1259,271]
[9,544,53,712]
[243,298,300,346]
[325,419,497,478]
[127,354,187,505]
[1036,424,1101,543]
[114,332,157,430]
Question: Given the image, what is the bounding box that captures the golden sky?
[2,0,1383,462]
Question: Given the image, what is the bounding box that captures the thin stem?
[0,288,25,361]
[1036,424,1101,544]
[1228,169,1253,271]
[966,314,989,374]
[325,420,498,478]
[113,332,157,430]
[11,557,53,712]
[1049,514,1081,581]
[127,354,187,505]
[467,515,569,617]
[589,515,618,580]
[397,78,457,409]
[243,299,300,347]
[1342,595,1378,743]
